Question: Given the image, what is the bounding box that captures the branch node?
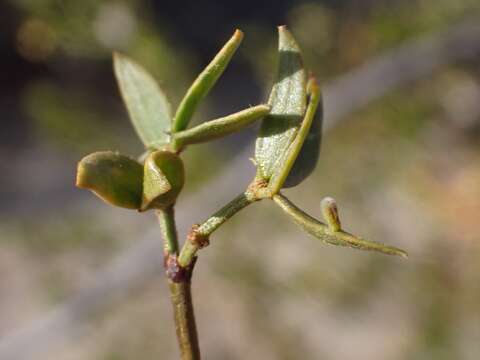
[246,178,270,200]
[165,254,195,283]
[188,224,210,249]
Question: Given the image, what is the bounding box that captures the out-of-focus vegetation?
[1,1,480,359]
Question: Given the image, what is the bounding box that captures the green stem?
[156,207,179,255]
[157,207,201,359]
[178,192,256,267]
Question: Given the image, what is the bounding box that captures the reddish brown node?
[188,224,210,249]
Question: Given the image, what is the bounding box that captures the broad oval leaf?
[141,151,185,211]
[283,88,323,188]
[255,26,307,187]
[76,151,143,209]
[114,53,172,149]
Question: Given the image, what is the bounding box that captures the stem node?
[165,254,187,283]
[188,224,210,249]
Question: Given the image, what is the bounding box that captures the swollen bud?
[76,151,143,209]
[141,150,185,211]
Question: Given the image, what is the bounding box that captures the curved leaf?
[76,151,143,209]
[273,194,408,257]
[269,78,321,192]
[114,53,172,149]
[283,87,323,188]
[255,26,307,188]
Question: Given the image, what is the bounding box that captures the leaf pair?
[113,29,268,153]
[76,150,184,211]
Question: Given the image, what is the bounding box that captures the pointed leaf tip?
[277,25,301,52]
[76,151,143,209]
[113,53,172,149]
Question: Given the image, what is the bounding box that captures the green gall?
[141,150,185,211]
[76,151,143,209]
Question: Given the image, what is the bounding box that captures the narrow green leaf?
[141,151,185,211]
[283,83,323,188]
[273,194,408,258]
[255,26,307,188]
[113,53,172,149]
[269,78,321,192]
[172,104,270,149]
[172,29,244,132]
[76,151,143,209]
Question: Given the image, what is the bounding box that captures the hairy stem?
[157,207,201,359]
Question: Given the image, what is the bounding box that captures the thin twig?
[157,207,201,359]
[178,191,258,267]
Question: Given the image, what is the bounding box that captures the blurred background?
[1,0,480,359]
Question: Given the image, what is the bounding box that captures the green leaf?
[113,53,172,149]
[76,151,143,209]
[255,26,307,189]
[269,78,321,193]
[284,85,323,188]
[172,104,270,149]
[172,29,244,132]
[273,194,408,258]
[141,151,185,211]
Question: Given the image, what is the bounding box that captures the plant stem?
[168,280,201,360]
[178,192,256,267]
[157,207,201,359]
[156,207,179,255]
